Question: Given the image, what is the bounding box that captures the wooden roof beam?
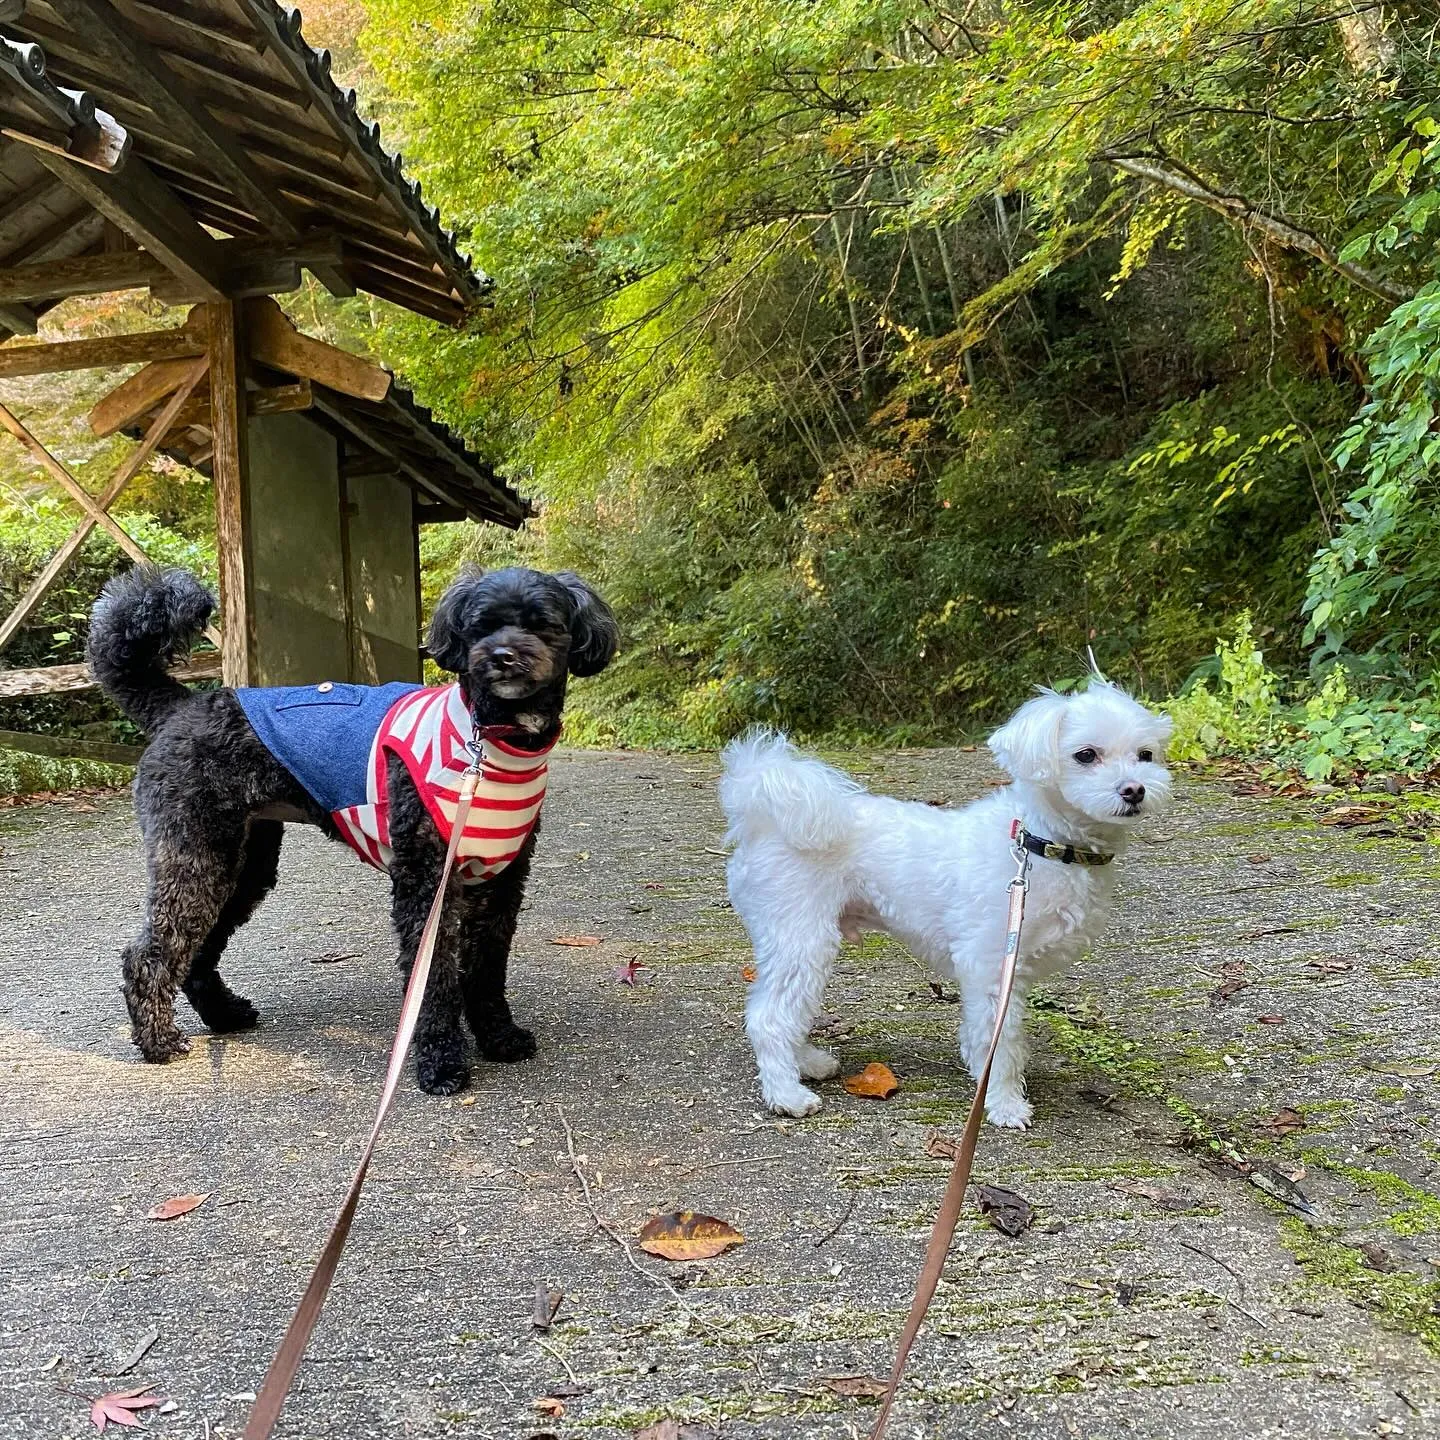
[30,145,226,301]
[0,323,204,377]
[40,0,354,298]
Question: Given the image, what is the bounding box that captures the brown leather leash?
[243,763,483,1439]
[869,821,1031,1439]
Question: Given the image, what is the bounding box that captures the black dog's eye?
[1073,747,1098,765]
[1137,748,1153,763]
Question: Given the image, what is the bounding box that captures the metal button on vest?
[317,681,333,693]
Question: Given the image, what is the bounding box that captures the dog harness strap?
[1017,827,1113,867]
[869,837,1031,1440]
[245,767,482,1440]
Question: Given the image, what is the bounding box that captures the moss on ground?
[0,747,129,799]
[1281,1220,1440,1357]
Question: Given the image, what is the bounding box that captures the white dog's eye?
[1137,749,1153,763]
[1073,747,1098,765]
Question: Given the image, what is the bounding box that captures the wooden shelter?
[0,0,526,707]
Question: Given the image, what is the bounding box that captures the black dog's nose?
[490,646,520,669]
[1119,782,1145,807]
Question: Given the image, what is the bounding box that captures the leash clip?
[1008,818,1031,891]
[464,735,486,777]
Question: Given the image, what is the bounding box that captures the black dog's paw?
[478,1023,537,1063]
[189,992,260,1033]
[134,1025,192,1063]
[417,1048,472,1095]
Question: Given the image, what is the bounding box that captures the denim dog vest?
[235,681,552,882]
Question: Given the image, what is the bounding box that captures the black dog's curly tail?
[88,565,215,735]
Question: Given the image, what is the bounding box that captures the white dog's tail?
[719,729,862,854]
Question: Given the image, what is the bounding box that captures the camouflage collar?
[1016,826,1113,867]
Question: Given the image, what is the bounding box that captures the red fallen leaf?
[1258,1014,1285,1025]
[146,1192,209,1221]
[741,964,757,983]
[89,1385,163,1431]
[638,1211,744,1261]
[614,958,648,985]
[551,934,603,947]
[534,1397,566,1418]
[842,1062,900,1099]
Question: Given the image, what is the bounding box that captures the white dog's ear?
[988,688,1068,781]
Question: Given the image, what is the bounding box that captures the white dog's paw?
[767,1083,824,1117]
[797,1045,841,1080]
[985,1092,1033,1129]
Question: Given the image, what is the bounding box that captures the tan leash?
[243,766,482,1440]
[869,821,1031,1440]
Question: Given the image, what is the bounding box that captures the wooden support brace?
[0,654,218,700]
[0,358,210,653]
[0,326,205,378]
[243,297,391,403]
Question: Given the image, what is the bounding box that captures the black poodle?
[88,563,618,1094]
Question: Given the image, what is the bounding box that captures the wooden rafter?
[0,357,211,652]
[40,0,355,299]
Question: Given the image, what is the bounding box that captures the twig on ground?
[814,1194,857,1248]
[556,1107,690,1309]
[533,1335,580,1386]
[1174,1235,1250,1302]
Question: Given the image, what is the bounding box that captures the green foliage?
[346,0,1438,749]
[1168,614,1440,780]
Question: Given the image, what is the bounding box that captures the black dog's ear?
[426,568,482,673]
[556,571,618,677]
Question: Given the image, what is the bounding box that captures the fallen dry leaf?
[637,1211,745,1262]
[146,1192,209,1221]
[534,1397,566,1418]
[1247,1163,1314,1214]
[741,964,757,983]
[925,1131,962,1160]
[614,958,647,985]
[1360,1242,1396,1273]
[1308,957,1354,973]
[1111,1180,1193,1212]
[1364,1059,1437,1078]
[1209,962,1250,1006]
[532,1285,564,1332]
[635,1420,719,1440]
[1246,853,1271,865]
[1318,805,1387,827]
[819,1375,890,1397]
[89,1385,163,1432]
[551,934,603,947]
[1258,1013,1286,1025]
[1257,1107,1306,1137]
[842,1062,900,1099]
[976,1183,1034,1237]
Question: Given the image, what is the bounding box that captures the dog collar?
[1011,821,1113,867]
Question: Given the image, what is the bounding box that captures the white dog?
[719,682,1172,1127]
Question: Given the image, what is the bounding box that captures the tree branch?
[1101,154,1412,304]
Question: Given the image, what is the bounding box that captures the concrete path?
[1,750,1437,1439]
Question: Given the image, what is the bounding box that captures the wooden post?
[206,300,256,686]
